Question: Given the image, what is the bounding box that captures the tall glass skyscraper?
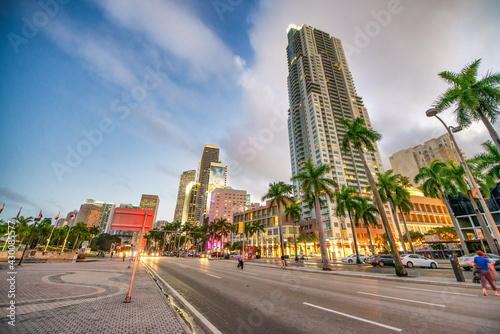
[287,24,384,242]
[173,170,196,223]
[195,144,220,224]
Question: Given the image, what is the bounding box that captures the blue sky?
[1,0,500,222]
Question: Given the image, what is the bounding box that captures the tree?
[341,117,407,276]
[374,170,407,254]
[427,226,458,242]
[262,181,294,258]
[394,175,415,254]
[442,160,499,255]
[415,159,468,253]
[334,186,362,264]
[15,216,33,250]
[71,222,90,250]
[434,59,500,153]
[472,140,500,182]
[284,201,302,261]
[354,197,379,256]
[297,233,319,256]
[252,220,266,256]
[291,159,337,270]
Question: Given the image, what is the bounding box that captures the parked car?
[309,252,321,259]
[369,254,395,267]
[458,253,500,270]
[400,254,438,269]
[342,254,369,263]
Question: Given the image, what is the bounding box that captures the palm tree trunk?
[365,224,375,255]
[438,188,468,253]
[357,147,407,276]
[389,200,407,254]
[314,195,332,270]
[347,212,361,263]
[398,206,415,254]
[467,190,498,255]
[478,108,500,154]
[17,237,25,251]
[277,203,285,258]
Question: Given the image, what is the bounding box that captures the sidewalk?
[0,258,191,334]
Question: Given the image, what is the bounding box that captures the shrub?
[77,253,86,260]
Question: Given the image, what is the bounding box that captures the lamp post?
[426,108,500,256]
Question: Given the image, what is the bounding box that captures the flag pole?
[19,216,41,266]
[125,211,148,303]
[44,216,58,252]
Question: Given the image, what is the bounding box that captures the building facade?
[389,133,462,183]
[75,200,103,228]
[208,188,247,224]
[139,194,160,224]
[194,145,220,224]
[286,24,384,255]
[173,170,196,223]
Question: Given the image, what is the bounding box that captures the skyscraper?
[194,145,220,224]
[389,133,463,184]
[287,24,384,246]
[139,194,160,223]
[173,170,196,223]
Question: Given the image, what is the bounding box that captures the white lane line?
[303,302,402,332]
[243,272,259,276]
[207,274,222,279]
[395,286,477,297]
[143,262,223,334]
[177,264,187,268]
[357,292,446,307]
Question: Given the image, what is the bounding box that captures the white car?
[342,254,369,263]
[401,254,438,269]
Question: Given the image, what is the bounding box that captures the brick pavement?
[0,258,191,334]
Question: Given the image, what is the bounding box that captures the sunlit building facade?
[173,170,196,223]
[139,194,160,224]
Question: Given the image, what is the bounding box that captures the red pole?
[125,211,148,303]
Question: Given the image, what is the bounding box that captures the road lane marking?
[303,302,402,332]
[395,286,477,297]
[177,264,187,268]
[357,292,446,307]
[207,274,221,279]
[243,272,259,276]
[143,262,223,334]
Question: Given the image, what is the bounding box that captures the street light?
[426,108,500,256]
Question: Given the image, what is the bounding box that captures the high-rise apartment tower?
[287,24,384,242]
[173,170,196,222]
[194,145,220,224]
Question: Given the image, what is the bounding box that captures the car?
[458,253,500,271]
[370,254,395,267]
[308,252,321,259]
[400,254,438,269]
[342,254,369,263]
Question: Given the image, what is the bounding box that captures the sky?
[1,0,500,223]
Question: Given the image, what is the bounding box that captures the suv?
[370,254,395,267]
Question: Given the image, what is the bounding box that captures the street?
[143,257,500,334]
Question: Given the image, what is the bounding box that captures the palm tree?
[15,216,33,250]
[341,117,407,276]
[415,159,468,253]
[434,59,500,153]
[291,159,337,270]
[284,201,302,261]
[442,160,499,255]
[252,220,266,257]
[472,140,500,182]
[354,197,379,256]
[395,175,415,254]
[297,233,319,257]
[262,181,294,259]
[335,186,362,264]
[374,170,407,254]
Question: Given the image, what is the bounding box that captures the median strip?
[303,302,402,332]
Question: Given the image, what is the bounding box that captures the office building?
[286,24,384,256]
[389,133,463,183]
[173,170,196,223]
[208,187,247,224]
[75,200,103,228]
[139,194,160,223]
[194,145,220,224]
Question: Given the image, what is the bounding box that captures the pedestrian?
[473,250,499,296]
[237,252,244,270]
[281,254,287,268]
[111,251,114,259]
[299,250,304,261]
[122,252,126,262]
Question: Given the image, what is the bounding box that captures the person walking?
[281,254,287,269]
[237,252,244,270]
[473,250,499,296]
[111,251,114,259]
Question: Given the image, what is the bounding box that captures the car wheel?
[348,259,353,263]
[430,262,437,269]
[379,261,385,267]
[407,262,413,268]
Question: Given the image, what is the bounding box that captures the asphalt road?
[144,257,500,334]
